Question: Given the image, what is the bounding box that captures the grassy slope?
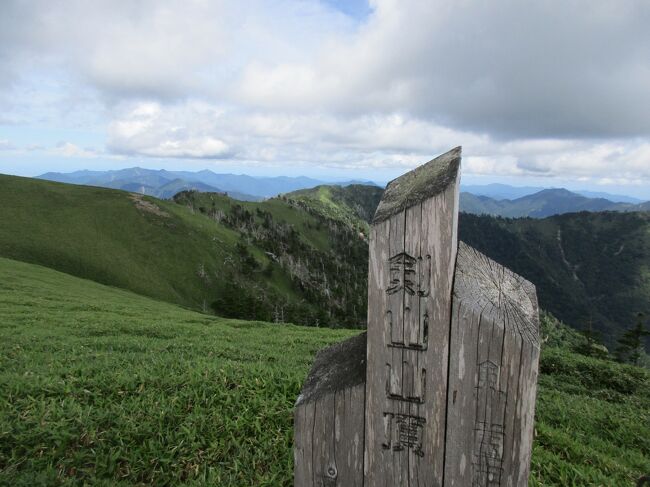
[0,257,355,486]
[1,257,649,485]
[284,184,384,230]
[0,174,356,324]
[0,174,243,310]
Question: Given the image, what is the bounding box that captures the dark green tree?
[576,316,607,359]
[614,313,650,365]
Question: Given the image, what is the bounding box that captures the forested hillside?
[0,174,368,327]
[288,185,650,345]
[459,212,650,345]
[172,190,369,326]
[284,184,383,232]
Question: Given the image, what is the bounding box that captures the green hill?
[0,174,246,311]
[1,257,648,485]
[283,184,384,230]
[0,256,355,486]
[0,174,368,327]
[170,189,369,326]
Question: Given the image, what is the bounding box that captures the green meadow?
[1,257,648,485]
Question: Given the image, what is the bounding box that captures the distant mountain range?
[37,167,375,201]
[460,183,644,204]
[34,168,649,217]
[460,188,650,218]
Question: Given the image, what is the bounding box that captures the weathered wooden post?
[294,147,540,486]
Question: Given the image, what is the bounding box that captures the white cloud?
[0,0,353,101]
[107,102,485,165]
[0,0,649,191]
[235,0,650,138]
[51,142,98,158]
[107,101,232,159]
[105,100,650,184]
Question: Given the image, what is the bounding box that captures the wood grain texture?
[294,383,366,487]
[294,333,367,487]
[444,243,540,487]
[295,241,540,486]
[365,149,460,486]
[334,385,365,487]
[294,400,315,486]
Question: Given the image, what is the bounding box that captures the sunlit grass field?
[1,257,648,486]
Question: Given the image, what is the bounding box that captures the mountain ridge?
[36,167,377,200]
[1,173,370,327]
[460,187,649,217]
[460,182,644,204]
[37,168,648,216]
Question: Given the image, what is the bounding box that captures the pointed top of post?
[373,146,461,224]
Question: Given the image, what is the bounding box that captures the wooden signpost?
[294,147,540,486]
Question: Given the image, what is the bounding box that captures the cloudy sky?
[1,0,649,197]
